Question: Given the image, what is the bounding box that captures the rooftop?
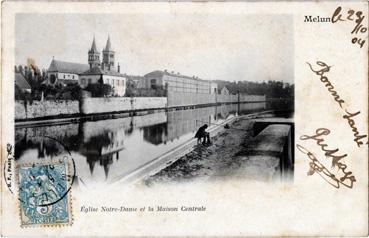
[144,70,214,83]
[81,66,125,77]
[48,59,90,74]
[15,72,31,90]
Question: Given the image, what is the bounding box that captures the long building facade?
[141,70,218,95]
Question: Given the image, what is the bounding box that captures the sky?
[15,13,294,83]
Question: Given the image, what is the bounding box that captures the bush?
[15,84,24,100]
[125,84,167,97]
[15,84,32,101]
[60,84,82,100]
[85,83,112,97]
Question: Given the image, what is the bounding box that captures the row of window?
[164,76,211,86]
[106,78,125,86]
[150,79,212,90]
[80,78,125,87]
[103,54,114,59]
[88,55,99,60]
[167,83,211,91]
[167,80,210,87]
[62,74,76,79]
[168,87,211,94]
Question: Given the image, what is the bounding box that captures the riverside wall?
[80,97,167,114]
[15,93,266,121]
[15,100,80,120]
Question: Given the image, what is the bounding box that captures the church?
[47,36,127,97]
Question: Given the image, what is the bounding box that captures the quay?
[113,109,294,185]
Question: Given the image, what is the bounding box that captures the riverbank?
[15,95,267,122]
[143,112,285,185]
[15,100,268,128]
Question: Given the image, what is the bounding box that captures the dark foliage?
[85,83,112,97]
[215,80,294,99]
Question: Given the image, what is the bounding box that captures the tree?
[214,79,294,99]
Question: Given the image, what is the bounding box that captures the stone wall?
[167,91,216,107]
[132,97,167,110]
[15,94,267,121]
[15,100,79,120]
[15,101,27,120]
[80,97,167,114]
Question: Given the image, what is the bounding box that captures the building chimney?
[118,63,120,73]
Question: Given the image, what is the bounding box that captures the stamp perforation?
[16,160,74,228]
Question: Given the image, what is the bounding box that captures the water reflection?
[15,102,268,186]
[143,123,167,145]
[81,128,125,178]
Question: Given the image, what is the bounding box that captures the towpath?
[143,114,281,185]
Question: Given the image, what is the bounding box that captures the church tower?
[102,36,115,70]
[88,37,100,69]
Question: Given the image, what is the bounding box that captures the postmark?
[4,143,15,194]
[15,136,76,227]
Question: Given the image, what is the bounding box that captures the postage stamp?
[17,162,72,227]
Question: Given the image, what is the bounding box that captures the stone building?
[47,36,126,96]
[79,67,126,97]
[80,37,126,96]
[141,70,218,94]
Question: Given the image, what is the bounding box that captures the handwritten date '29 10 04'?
[332,6,367,48]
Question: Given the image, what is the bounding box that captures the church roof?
[48,59,90,74]
[15,72,31,90]
[104,36,113,51]
[81,66,124,77]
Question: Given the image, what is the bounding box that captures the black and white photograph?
[14,13,294,187]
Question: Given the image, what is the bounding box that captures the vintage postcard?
[1,1,368,237]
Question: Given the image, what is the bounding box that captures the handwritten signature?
[297,128,356,189]
[307,61,368,147]
[332,6,367,48]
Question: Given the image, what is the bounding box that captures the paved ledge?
[113,111,272,185]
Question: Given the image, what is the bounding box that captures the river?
[14,101,288,188]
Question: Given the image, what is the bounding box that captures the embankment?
[15,94,266,122]
[15,100,80,120]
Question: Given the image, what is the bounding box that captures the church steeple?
[104,36,112,51]
[102,36,115,70]
[88,36,100,69]
[91,36,98,52]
